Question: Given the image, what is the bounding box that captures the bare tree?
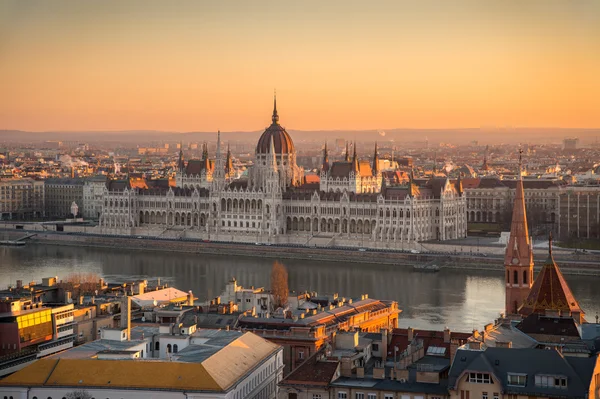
[57,272,101,298]
[64,389,93,399]
[270,261,289,310]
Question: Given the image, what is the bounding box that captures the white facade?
[83,176,107,219]
[96,102,467,248]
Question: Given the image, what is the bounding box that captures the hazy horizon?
[1,1,599,131]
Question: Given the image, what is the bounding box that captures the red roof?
[519,251,584,318]
[388,328,471,358]
[280,354,339,386]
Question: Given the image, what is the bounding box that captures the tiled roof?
[519,252,584,317]
[388,328,471,358]
[281,355,339,386]
[358,160,373,177]
[0,358,221,391]
[448,347,597,398]
[329,162,353,178]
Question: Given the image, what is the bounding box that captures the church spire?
[372,142,380,175]
[481,145,490,171]
[504,147,534,315]
[272,91,279,124]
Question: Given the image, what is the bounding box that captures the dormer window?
[468,373,492,384]
[535,375,567,389]
[507,373,527,387]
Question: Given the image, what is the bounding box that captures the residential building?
[448,347,600,399]
[0,178,44,220]
[238,294,400,375]
[44,177,84,218]
[1,321,284,399]
[279,328,461,399]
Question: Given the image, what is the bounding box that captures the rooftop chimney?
[443,326,451,343]
[120,296,131,341]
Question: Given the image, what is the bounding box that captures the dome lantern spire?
[272,90,279,124]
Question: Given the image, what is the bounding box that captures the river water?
[1,244,599,331]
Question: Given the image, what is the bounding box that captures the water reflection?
[1,244,598,331]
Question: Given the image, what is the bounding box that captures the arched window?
[513,270,518,285]
[167,344,172,353]
[173,344,178,353]
[523,270,528,284]
[155,341,160,351]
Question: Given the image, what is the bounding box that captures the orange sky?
[0,1,599,131]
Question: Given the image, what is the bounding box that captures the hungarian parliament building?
[99,99,467,249]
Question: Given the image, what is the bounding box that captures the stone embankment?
[9,231,600,276]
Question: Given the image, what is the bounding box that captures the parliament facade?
[99,99,467,249]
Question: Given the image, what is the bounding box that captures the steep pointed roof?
[519,234,584,318]
[344,141,350,162]
[322,142,329,173]
[177,144,185,172]
[455,173,464,196]
[351,141,359,173]
[504,150,533,268]
[481,145,491,171]
[372,142,380,175]
[225,144,233,174]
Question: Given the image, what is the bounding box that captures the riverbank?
[6,230,599,276]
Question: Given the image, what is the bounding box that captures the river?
[1,243,599,331]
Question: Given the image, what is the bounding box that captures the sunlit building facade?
[98,99,467,248]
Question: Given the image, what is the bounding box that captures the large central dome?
[256,96,295,154]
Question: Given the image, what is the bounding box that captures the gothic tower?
[505,149,534,315]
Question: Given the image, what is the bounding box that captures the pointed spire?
[344,141,350,162]
[272,90,279,124]
[177,143,185,172]
[269,135,279,171]
[322,142,329,172]
[225,143,233,175]
[518,146,523,178]
[456,172,464,196]
[372,142,380,175]
[202,142,208,160]
[408,168,416,198]
[482,145,490,171]
[214,130,224,179]
[352,141,359,173]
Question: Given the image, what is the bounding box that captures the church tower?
[505,149,534,315]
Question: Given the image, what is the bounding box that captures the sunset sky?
[1,1,599,132]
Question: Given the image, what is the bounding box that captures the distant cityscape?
[1,99,599,247]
